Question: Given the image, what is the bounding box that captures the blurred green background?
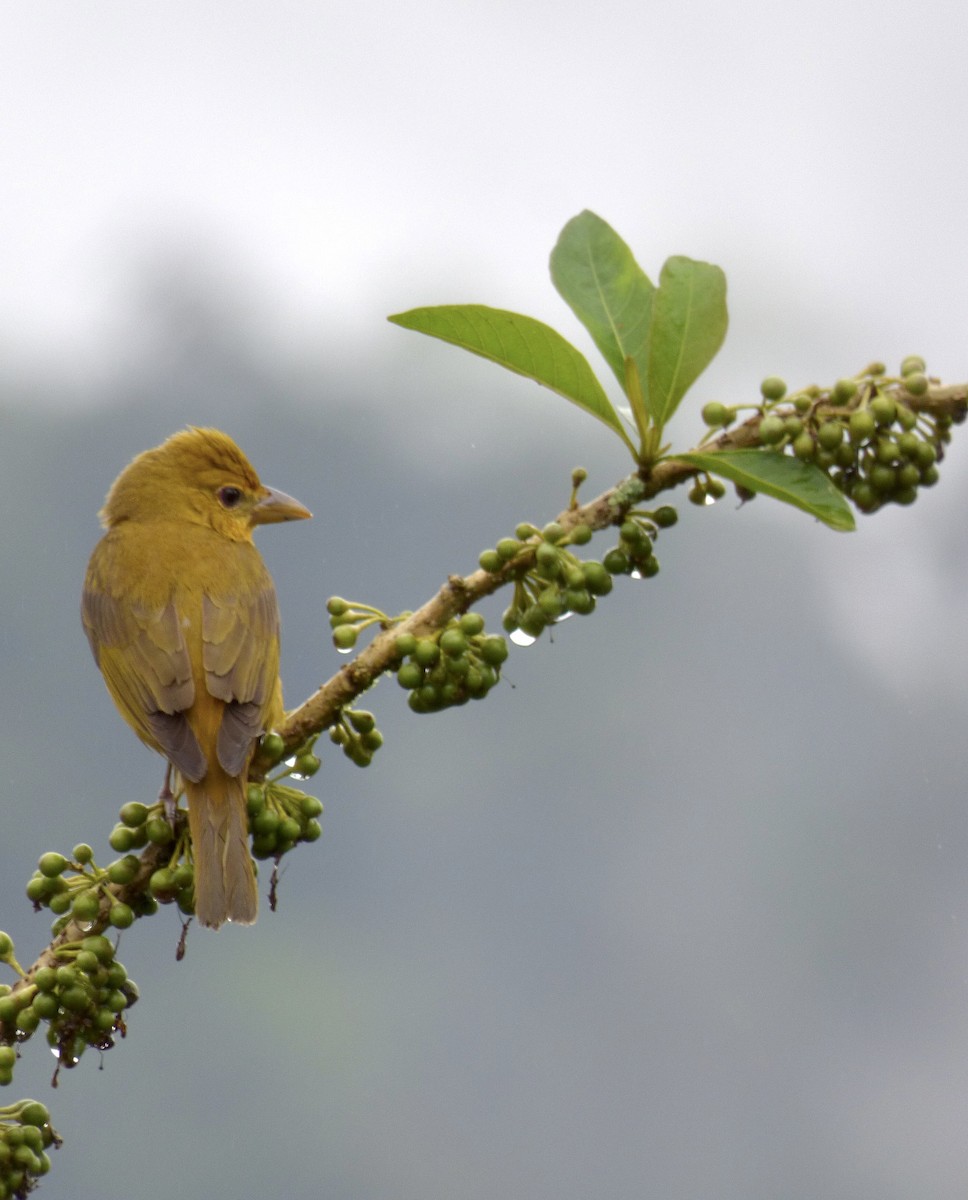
[4,4,968,1198]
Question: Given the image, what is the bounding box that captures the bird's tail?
[185,767,258,929]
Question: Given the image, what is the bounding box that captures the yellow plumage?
[81,428,311,928]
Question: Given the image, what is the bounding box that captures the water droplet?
[509,628,536,647]
[629,569,642,580]
[555,610,575,622]
[336,645,354,655]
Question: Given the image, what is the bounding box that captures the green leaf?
[549,210,655,404]
[647,257,728,428]
[675,448,856,531]
[388,303,630,442]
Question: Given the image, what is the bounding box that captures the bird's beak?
[252,486,313,525]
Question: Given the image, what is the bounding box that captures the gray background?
[3,3,968,1197]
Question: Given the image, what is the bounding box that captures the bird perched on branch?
[81,427,311,928]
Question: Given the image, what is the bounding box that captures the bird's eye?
[217,486,243,509]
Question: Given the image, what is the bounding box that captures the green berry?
[653,506,678,528]
[246,784,266,815]
[701,401,729,427]
[792,432,816,461]
[603,548,630,575]
[413,638,440,667]
[326,596,349,616]
[440,628,468,657]
[816,421,844,451]
[394,631,417,656]
[901,355,926,376]
[565,589,596,615]
[869,464,897,493]
[870,394,896,427]
[903,372,928,396]
[16,1006,41,1033]
[332,625,358,651]
[783,415,804,438]
[295,753,321,778]
[832,378,858,403]
[72,844,94,865]
[582,561,612,596]
[106,855,140,886]
[303,819,323,842]
[108,825,135,853]
[119,802,149,828]
[496,537,522,561]
[478,549,502,573]
[535,542,561,575]
[519,607,547,638]
[849,409,876,443]
[897,462,921,490]
[109,903,135,930]
[71,892,101,923]
[459,612,485,636]
[896,404,918,430]
[146,817,174,845]
[396,662,423,690]
[479,636,509,666]
[688,483,707,506]
[260,731,286,762]
[706,478,727,500]
[758,414,785,445]
[760,376,787,401]
[80,935,115,963]
[569,523,592,545]
[38,853,68,879]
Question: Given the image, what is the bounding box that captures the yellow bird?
[81,428,311,928]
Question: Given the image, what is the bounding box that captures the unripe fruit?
[758,415,785,445]
[109,903,135,929]
[38,853,68,879]
[760,376,787,401]
[71,892,101,923]
[783,415,804,438]
[816,422,844,451]
[653,506,678,528]
[260,731,285,762]
[496,537,522,560]
[72,844,94,865]
[479,636,509,666]
[603,549,630,575]
[332,625,358,651]
[396,662,423,690]
[792,432,816,461]
[901,355,926,377]
[119,802,149,828]
[870,394,896,427]
[478,549,502,573]
[903,372,928,396]
[832,378,858,403]
[413,638,440,667]
[535,542,561,575]
[569,523,593,545]
[146,817,174,845]
[849,410,876,443]
[701,401,729,427]
[394,632,417,656]
[326,596,349,616]
[459,612,485,636]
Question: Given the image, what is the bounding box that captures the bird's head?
[99,427,312,539]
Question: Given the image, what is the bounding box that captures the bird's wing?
[81,584,208,783]
[201,583,281,776]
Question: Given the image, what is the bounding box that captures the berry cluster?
[25,826,168,933]
[326,597,391,653]
[0,1098,59,1197]
[0,932,137,1074]
[702,359,963,514]
[328,708,384,766]
[395,613,509,714]
[246,777,323,862]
